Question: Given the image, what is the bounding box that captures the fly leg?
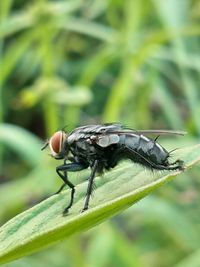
[167,159,185,170]
[54,158,76,194]
[147,159,185,171]
[126,145,184,171]
[82,160,98,212]
[56,162,87,215]
[54,183,66,195]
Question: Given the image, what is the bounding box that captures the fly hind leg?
[125,144,185,171]
[151,159,185,171]
[168,159,185,171]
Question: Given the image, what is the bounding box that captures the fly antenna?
[41,141,49,150]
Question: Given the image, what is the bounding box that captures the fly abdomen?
[121,134,170,169]
[138,135,169,164]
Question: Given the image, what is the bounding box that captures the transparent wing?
[114,129,187,136]
[80,128,187,136]
[78,123,185,135]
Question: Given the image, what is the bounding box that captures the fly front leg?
[56,162,87,215]
[54,158,76,194]
[54,183,66,195]
[82,160,98,212]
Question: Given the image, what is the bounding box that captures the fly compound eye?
[49,131,67,157]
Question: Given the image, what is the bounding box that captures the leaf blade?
[0,144,199,265]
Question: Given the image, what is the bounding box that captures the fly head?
[42,130,69,159]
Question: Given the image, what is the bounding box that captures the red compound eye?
[50,131,62,154]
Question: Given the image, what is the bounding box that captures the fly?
[42,123,185,214]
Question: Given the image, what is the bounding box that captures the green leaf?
[0,144,200,265]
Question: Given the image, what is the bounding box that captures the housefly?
[42,123,185,214]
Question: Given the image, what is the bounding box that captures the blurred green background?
[0,0,200,266]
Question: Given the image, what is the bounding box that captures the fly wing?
[108,129,187,136]
[78,124,186,136]
[67,124,186,146]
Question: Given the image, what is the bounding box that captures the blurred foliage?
[0,0,200,267]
